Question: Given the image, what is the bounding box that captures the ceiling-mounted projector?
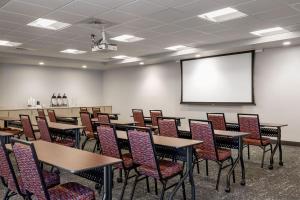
[91,31,117,52]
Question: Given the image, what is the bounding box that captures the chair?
[0,140,61,199]
[97,124,135,200]
[92,107,101,118]
[150,110,163,126]
[157,117,178,138]
[20,114,38,141]
[80,112,98,152]
[97,113,111,124]
[128,127,186,200]
[11,138,95,200]
[37,109,46,118]
[80,107,88,112]
[132,109,145,127]
[37,117,75,147]
[238,114,273,168]
[189,119,235,190]
[47,109,57,123]
[207,113,227,131]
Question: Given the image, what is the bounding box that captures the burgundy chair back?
[12,140,49,199]
[189,119,218,161]
[80,112,94,133]
[37,109,46,118]
[36,117,52,143]
[20,115,36,140]
[150,110,163,126]
[80,107,88,112]
[132,109,145,127]
[157,118,178,138]
[127,128,160,178]
[92,107,101,118]
[47,110,57,123]
[238,114,261,139]
[97,113,110,124]
[0,141,23,195]
[207,113,226,130]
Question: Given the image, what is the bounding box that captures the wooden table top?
[214,130,250,138]
[92,118,136,125]
[226,122,288,128]
[0,117,20,121]
[47,122,85,130]
[0,131,14,136]
[6,140,121,173]
[143,116,185,119]
[116,131,202,149]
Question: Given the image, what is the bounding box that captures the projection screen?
[181,51,255,104]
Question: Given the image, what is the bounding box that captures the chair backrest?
[149,110,163,126]
[207,113,227,130]
[97,113,111,124]
[0,141,22,195]
[97,125,123,168]
[20,115,36,140]
[127,128,160,178]
[157,117,178,138]
[189,119,218,160]
[132,109,145,127]
[92,107,101,118]
[37,109,46,118]
[80,112,94,133]
[36,117,52,143]
[12,139,49,199]
[238,114,261,139]
[80,107,88,112]
[47,109,57,123]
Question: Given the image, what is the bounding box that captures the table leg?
[168,146,195,200]
[4,120,8,128]
[225,137,245,193]
[75,129,81,149]
[268,127,283,169]
[102,165,113,200]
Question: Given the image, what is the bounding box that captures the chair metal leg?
[92,141,98,152]
[261,146,266,168]
[120,170,130,200]
[230,157,236,183]
[130,175,139,200]
[146,177,150,193]
[4,189,10,200]
[117,169,123,183]
[196,161,200,174]
[216,163,222,190]
[81,137,88,150]
[154,178,158,195]
[180,173,186,200]
[205,160,209,176]
[160,181,167,200]
[247,144,250,160]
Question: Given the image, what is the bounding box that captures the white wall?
[102,45,300,142]
[0,64,102,107]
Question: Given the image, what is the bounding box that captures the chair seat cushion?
[195,148,231,161]
[55,139,75,147]
[138,160,183,179]
[48,182,95,200]
[244,137,271,146]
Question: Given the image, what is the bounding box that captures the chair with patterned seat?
[37,109,46,118]
[92,107,101,118]
[20,115,39,141]
[207,113,227,131]
[47,110,57,123]
[189,119,235,190]
[11,138,95,200]
[128,127,186,200]
[37,117,75,147]
[80,112,98,152]
[97,113,111,124]
[238,114,273,168]
[97,124,135,200]
[132,109,146,127]
[150,110,163,126]
[0,140,61,199]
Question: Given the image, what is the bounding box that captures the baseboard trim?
[273,140,300,147]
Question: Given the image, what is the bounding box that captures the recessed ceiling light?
[110,34,144,42]
[283,41,291,46]
[112,55,131,59]
[198,7,247,22]
[82,65,87,69]
[121,57,141,63]
[165,45,188,51]
[195,54,201,58]
[0,40,22,47]
[139,62,144,65]
[39,62,44,65]
[172,48,198,56]
[60,49,86,54]
[27,18,71,30]
[250,27,287,36]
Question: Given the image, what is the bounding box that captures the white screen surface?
[181,52,254,104]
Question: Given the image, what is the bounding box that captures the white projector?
[92,43,117,52]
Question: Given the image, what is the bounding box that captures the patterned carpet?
[1,137,300,200]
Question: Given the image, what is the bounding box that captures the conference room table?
[143,116,185,126]
[0,131,14,144]
[6,140,121,200]
[117,131,202,200]
[0,116,21,128]
[178,127,249,192]
[225,122,288,169]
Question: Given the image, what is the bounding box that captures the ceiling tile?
[254,5,299,21]
[195,24,230,34]
[174,16,213,28]
[44,10,87,24]
[0,10,35,24]
[124,18,163,30]
[117,0,167,16]
[0,20,21,30]
[147,8,192,23]
[106,24,140,35]
[83,0,135,9]
[149,24,183,34]
[273,14,300,27]
[212,0,252,7]
[1,0,52,17]
[148,0,196,8]
[17,0,74,9]
[175,0,221,15]
[234,0,285,15]
[95,10,137,24]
